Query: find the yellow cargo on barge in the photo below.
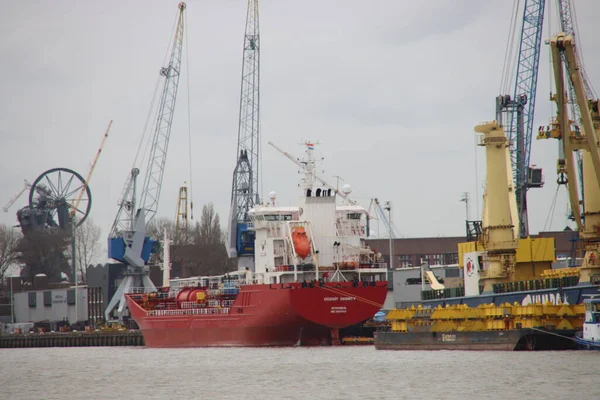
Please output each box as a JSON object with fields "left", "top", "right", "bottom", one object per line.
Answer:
{"left": 375, "top": 303, "right": 584, "bottom": 351}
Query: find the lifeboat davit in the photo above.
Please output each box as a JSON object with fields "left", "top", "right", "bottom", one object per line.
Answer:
{"left": 292, "top": 227, "right": 311, "bottom": 259}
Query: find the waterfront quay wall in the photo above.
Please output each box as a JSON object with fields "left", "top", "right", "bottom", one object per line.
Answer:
{"left": 0, "top": 331, "right": 144, "bottom": 348}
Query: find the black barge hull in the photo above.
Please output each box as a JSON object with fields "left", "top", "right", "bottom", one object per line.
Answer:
{"left": 374, "top": 329, "right": 578, "bottom": 351}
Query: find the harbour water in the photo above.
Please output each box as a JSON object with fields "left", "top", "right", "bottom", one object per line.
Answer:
{"left": 1, "top": 347, "right": 599, "bottom": 399}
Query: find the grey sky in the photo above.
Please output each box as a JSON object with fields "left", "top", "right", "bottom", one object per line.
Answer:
{"left": 1, "top": 0, "right": 600, "bottom": 259}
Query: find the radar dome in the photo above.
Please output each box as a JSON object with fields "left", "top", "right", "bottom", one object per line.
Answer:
{"left": 341, "top": 184, "right": 352, "bottom": 195}
{"left": 269, "top": 191, "right": 276, "bottom": 200}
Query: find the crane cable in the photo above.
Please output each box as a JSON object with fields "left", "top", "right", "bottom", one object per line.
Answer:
{"left": 528, "top": 185, "right": 560, "bottom": 264}
{"left": 542, "top": 185, "right": 561, "bottom": 233}
{"left": 571, "top": 0, "right": 596, "bottom": 98}
{"left": 132, "top": 12, "right": 181, "bottom": 176}
{"left": 184, "top": 9, "right": 194, "bottom": 221}
{"left": 499, "top": 0, "right": 521, "bottom": 95}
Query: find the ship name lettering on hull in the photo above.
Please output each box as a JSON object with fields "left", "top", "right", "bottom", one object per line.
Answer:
{"left": 442, "top": 334, "right": 456, "bottom": 342}
{"left": 330, "top": 306, "right": 347, "bottom": 314}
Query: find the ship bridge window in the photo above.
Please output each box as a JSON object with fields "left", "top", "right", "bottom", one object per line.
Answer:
{"left": 263, "top": 214, "right": 292, "bottom": 221}
{"left": 347, "top": 213, "right": 362, "bottom": 220}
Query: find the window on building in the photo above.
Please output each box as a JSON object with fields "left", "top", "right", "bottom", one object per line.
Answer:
{"left": 67, "top": 290, "right": 76, "bottom": 305}
{"left": 422, "top": 254, "right": 444, "bottom": 265}
{"left": 443, "top": 252, "right": 459, "bottom": 265}
{"left": 43, "top": 291, "right": 52, "bottom": 307}
{"left": 28, "top": 292, "right": 36, "bottom": 308}
{"left": 397, "top": 255, "right": 412, "bottom": 268}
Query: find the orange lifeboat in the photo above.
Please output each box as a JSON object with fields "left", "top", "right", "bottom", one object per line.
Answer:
{"left": 292, "top": 227, "right": 311, "bottom": 259}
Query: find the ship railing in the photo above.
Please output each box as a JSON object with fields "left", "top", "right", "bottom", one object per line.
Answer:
{"left": 129, "top": 287, "right": 150, "bottom": 294}
{"left": 147, "top": 307, "right": 231, "bottom": 317}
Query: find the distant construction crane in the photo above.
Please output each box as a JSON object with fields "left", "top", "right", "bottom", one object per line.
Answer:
{"left": 495, "top": 0, "right": 545, "bottom": 238}
{"left": 70, "top": 120, "right": 112, "bottom": 220}
{"left": 3, "top": 180, "right": 30, "bottom": 213}
{"left": 227, "top": 0, "right": 261, "bottom": 271}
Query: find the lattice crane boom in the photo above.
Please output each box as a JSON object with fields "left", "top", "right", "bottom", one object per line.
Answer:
{"left": 496, "top": 0, "right": 545, "bottom": 238}
{"left": 105, "top": 2, "right": 186, "bottom": 321}
{"left": 3, "top": 181, "right": 30, "bottom": 213}
{"left": 109, "top": 3, "right": 185, "bottom": 242}
{"left": 227, "top": 0, "right": 261, "bottom": 265}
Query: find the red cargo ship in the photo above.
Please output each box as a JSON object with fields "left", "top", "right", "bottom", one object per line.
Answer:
{"left": 126, "top": 279, "right": 387, "bottom": 347}
{"left": 126, "top": 141, "right": 388, "bottom": 346}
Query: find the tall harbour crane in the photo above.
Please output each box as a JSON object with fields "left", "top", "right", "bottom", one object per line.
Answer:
{"left": 227, "top": 0, "right": 261, "bottom": 271}
{"left": 495, "top": 0, "right": 545, "bottom": 238}
{"left": 105, "top": 2, "right": 186, "bottom": 320}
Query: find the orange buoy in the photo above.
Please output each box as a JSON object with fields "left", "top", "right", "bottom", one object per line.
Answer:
{"left": 292, "top": 227, "right": 311, "bottom": 259}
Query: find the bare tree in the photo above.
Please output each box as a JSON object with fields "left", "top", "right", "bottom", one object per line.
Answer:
{"left": 74, "top": 218, "right": 101, "bottom": 284}
{"left": 0, "top": 224, "right": 21, "bottom": 282}
{"left": 181, "top": 203, "right": 232, "bottom": 276}
{"left": 146, "top": 217, "right": 176, "bottom": 243}
{"left": 147, "top": 216, "right": 191, "bottom": 245}
{"left": 195, "top": 203, "right": 223, "bottom": 246}
{"left": 146, "top": 217, "right": 175, "bottom": 266}
{"left": 133, "top": 205, "right": 232, "bottom": 279}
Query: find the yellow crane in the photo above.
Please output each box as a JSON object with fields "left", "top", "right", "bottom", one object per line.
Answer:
{"left": 539, "top": 33, "right": 600, "bottom": 284}
{"left": 70, "top": 120, "right": 112, "bottom": 220}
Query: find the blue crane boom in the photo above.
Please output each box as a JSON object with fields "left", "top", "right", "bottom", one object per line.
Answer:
{"left": 227, "top": 0, "right": 261, "bottom": 270}
{"left": 496, "top": 0, "right": 545, "bottom": 238}
{"left": 105, "top": 2, "right": 186, "bottom": 320}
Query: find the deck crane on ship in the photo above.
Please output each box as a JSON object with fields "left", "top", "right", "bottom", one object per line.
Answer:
{"left": 227, "top": 0, "right": 261, "bottom": 272}
{"left": 104, "top": 3, "right": 186, "bottom": 321}
{"left": 547, "top": 0, "right": 597, "bottom": 259}
{"left": 539, "top": 32, "right": 600, "bottom": 285}
{"left": 461, "top": 1, "right": 557, "bottom": 294}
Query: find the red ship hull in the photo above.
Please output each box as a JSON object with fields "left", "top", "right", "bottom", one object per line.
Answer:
{"left": 126, "top": 281, "right": 387, "bottom": 347}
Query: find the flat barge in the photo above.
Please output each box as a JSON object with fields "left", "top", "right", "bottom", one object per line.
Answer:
{"left": 374, "top": 329, "right": 578, "bottom": 351}
{"left": 375, "top": 302, "right": 584, "bottom": 351}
